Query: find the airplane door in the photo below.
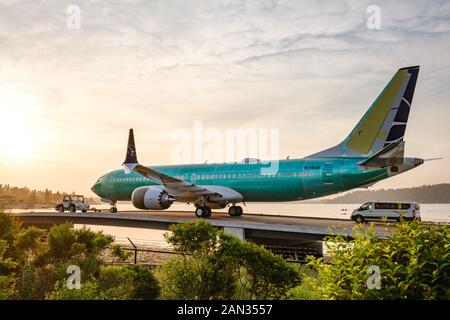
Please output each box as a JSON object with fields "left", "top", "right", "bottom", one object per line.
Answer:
{"left": 322, "top": 161, "right": 334, "bottom": 185}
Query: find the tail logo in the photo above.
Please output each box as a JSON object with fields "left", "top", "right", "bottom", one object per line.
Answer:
{"left": 128, "top": 146, "right": 136, "bottom": 157}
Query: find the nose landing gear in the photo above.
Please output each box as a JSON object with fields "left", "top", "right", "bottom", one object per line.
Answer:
{"left": 110, "top": 201, "right": 118, "bottom": 213}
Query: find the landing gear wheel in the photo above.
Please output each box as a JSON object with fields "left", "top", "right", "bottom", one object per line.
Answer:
{"left": 110, "top": 206, "right": 117, "bottom": 213}
{"left": 228, "top": 205, "right": 243, "bottom": 217}
{"left": 205, "top": 206, "right": 212, "bottom": 218}
{"left": 195, "top": 206, "right": 206, "bottom": 218}
{"left": 69, "top": 205, "right": 76, "bottom": 213}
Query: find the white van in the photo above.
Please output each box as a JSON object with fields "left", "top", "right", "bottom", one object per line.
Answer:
{"left": 351, "top": 202, "right": 421, "bottom": 223}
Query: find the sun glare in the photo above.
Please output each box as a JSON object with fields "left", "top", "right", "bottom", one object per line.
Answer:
{"left": 0, "top": 89, "right": 41, "bottom": 162}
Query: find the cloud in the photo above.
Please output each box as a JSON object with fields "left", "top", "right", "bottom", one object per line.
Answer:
{"left": 0, "top": 0, "right": 449, "bottom": 193}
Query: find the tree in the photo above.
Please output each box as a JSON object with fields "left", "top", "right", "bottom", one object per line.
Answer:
{"left": 26, "top": 190, "right": 37, "bottom": 209}
{"left": 44, "top": 189, "right": 52, "bottom": 204}
{"left": 158, "top": 220, "right": 300, "bottom": 300}
{"left": 218, "top": 233, "right": 300, "bottom": 299}
{"left": 0, "top": 211, "right": 161, "bottom": 300}
{"left": 0, "top": 211, "right": 21, "bottom": 249}
{"left": 0, "top": 240, "right": 17, "bottom": 299}
{"left": 12, "top": 222, "right": 120, "bottom": 299}
{"left": 294, "top": 221, "right": 450, "bottom": 300}
{"left": 128, "top": 265, "right": 160, "bottom": 300}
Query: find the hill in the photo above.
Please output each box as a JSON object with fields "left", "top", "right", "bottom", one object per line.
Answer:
{"left": 323, "top": 184, "right": 450, "bottom": 204}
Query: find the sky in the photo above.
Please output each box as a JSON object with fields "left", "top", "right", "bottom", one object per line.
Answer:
{"left": 0, "top": 0, "right": 449, "bottom": 197}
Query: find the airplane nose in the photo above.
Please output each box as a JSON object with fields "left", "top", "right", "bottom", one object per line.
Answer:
{"left": 91, "top": 182, "right": 100, "bottom": 195}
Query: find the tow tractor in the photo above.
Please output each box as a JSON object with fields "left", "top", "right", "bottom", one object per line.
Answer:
{"left": 55, "top": 194, "right": 90, "bottom": 213}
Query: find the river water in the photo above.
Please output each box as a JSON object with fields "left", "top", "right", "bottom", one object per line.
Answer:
{"left": 66, "top": 202, "right": 450, "bottom": 246}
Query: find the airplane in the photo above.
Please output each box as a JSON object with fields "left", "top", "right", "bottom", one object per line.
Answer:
{"left": 91, "top": 65, "right": 425, "bottom": 218}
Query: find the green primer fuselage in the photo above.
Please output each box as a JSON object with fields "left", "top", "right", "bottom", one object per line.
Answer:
{"left": 93, "top": 157, "right": 388, "bottom": 202}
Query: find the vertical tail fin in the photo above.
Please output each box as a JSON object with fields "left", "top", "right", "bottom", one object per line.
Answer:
{"left": 308, "top": 66, "right": 420, "bottom": 158}
{"left": 123, "top": 129, "right": 138, "bottom": 173}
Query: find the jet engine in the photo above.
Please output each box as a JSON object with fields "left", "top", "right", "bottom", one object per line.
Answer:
{"left": 131, "top": 186, "right": 175, "bottom": 210}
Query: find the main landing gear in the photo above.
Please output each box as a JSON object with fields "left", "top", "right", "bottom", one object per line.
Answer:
{"left": 195, "top": 206, "right": 211, "bottom": 218}
{"left": 193, "top": 204, "right": 243, "bottom": 218}
{"left": 228, "top": 205, "right": 243, "bottom": 217}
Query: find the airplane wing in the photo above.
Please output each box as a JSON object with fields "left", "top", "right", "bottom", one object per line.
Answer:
{"left": 122, "top": 129, "right": 215, "bottom": 199}
{"left": 359, "top": 141, "right": 404, "bottom": 168}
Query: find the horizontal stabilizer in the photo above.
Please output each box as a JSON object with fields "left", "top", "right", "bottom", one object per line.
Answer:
{"left": 359, "top": 141, "right": 404, "bottom": 168}
{"left": 423, "top": 157, "right": 444, "bottom": 162}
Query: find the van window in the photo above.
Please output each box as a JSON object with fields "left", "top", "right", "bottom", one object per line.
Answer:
{"left": 358, "top": 202, "right": 371, "bottom": 211}
{"left": 400, "top": 203, "right": 411, "bottom": 209}
{"left": 375, "top": 203, "right": 398, "bottom": 210}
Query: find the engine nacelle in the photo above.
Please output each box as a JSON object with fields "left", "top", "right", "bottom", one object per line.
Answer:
{"left": 131, "top": 186, "right": 174, "bottom": 210}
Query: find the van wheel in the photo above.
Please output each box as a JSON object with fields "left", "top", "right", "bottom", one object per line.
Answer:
{"left": 69, "top": 205, "right": 76, "bottom": 213}
{"left": 355, "top": 215, "right": 364, "bottom": 223}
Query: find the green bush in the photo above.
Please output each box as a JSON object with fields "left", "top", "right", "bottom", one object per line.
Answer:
{"left": 218, "top": 232, "right": 300, "bottom": 299}
{"left": 46, "top": 224, "right": 77, "bottom": 262}
{"left": 111, "top": 244, "right": 133, "bottom": 262}
{"left": 157, "top": 254, "right": 237, "bottom": 300}
{"left": 286, "top": 266, "right": 322, "bottom": 300}
{"left": 0, "top": 211, "right": 161, "bottom": 300}
{"left": 97, "top": 265, "right": 133, "bottom": 299}
{"left": 158, "top": 220, "right": 300, "bottom": 300}
{"left": 47, "top": 265, "right": 161, "bottom": 300}
{"left": 0, "top": 211, "right": 21, "bottom": 255}
{"left": 127, "top": 265, "right": 160, "bottom": 299}
{"left": 0, "top": 239, "right": 17, "bottom": 299}
{"left": 165, "top": 220, "right": 218, "bottom": 255}
{"left": 298, "top": 221, "right": 450, "bottom": 300}
{"left": 14, "top": 226, "right": 44, "bottom": 257}
{"left": 47, "top": 281, "right": 105, "bottom": 300}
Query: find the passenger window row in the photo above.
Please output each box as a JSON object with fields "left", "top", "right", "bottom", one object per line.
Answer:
{"left": 110, "top": 171, "right": 313, "bottom": 183}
